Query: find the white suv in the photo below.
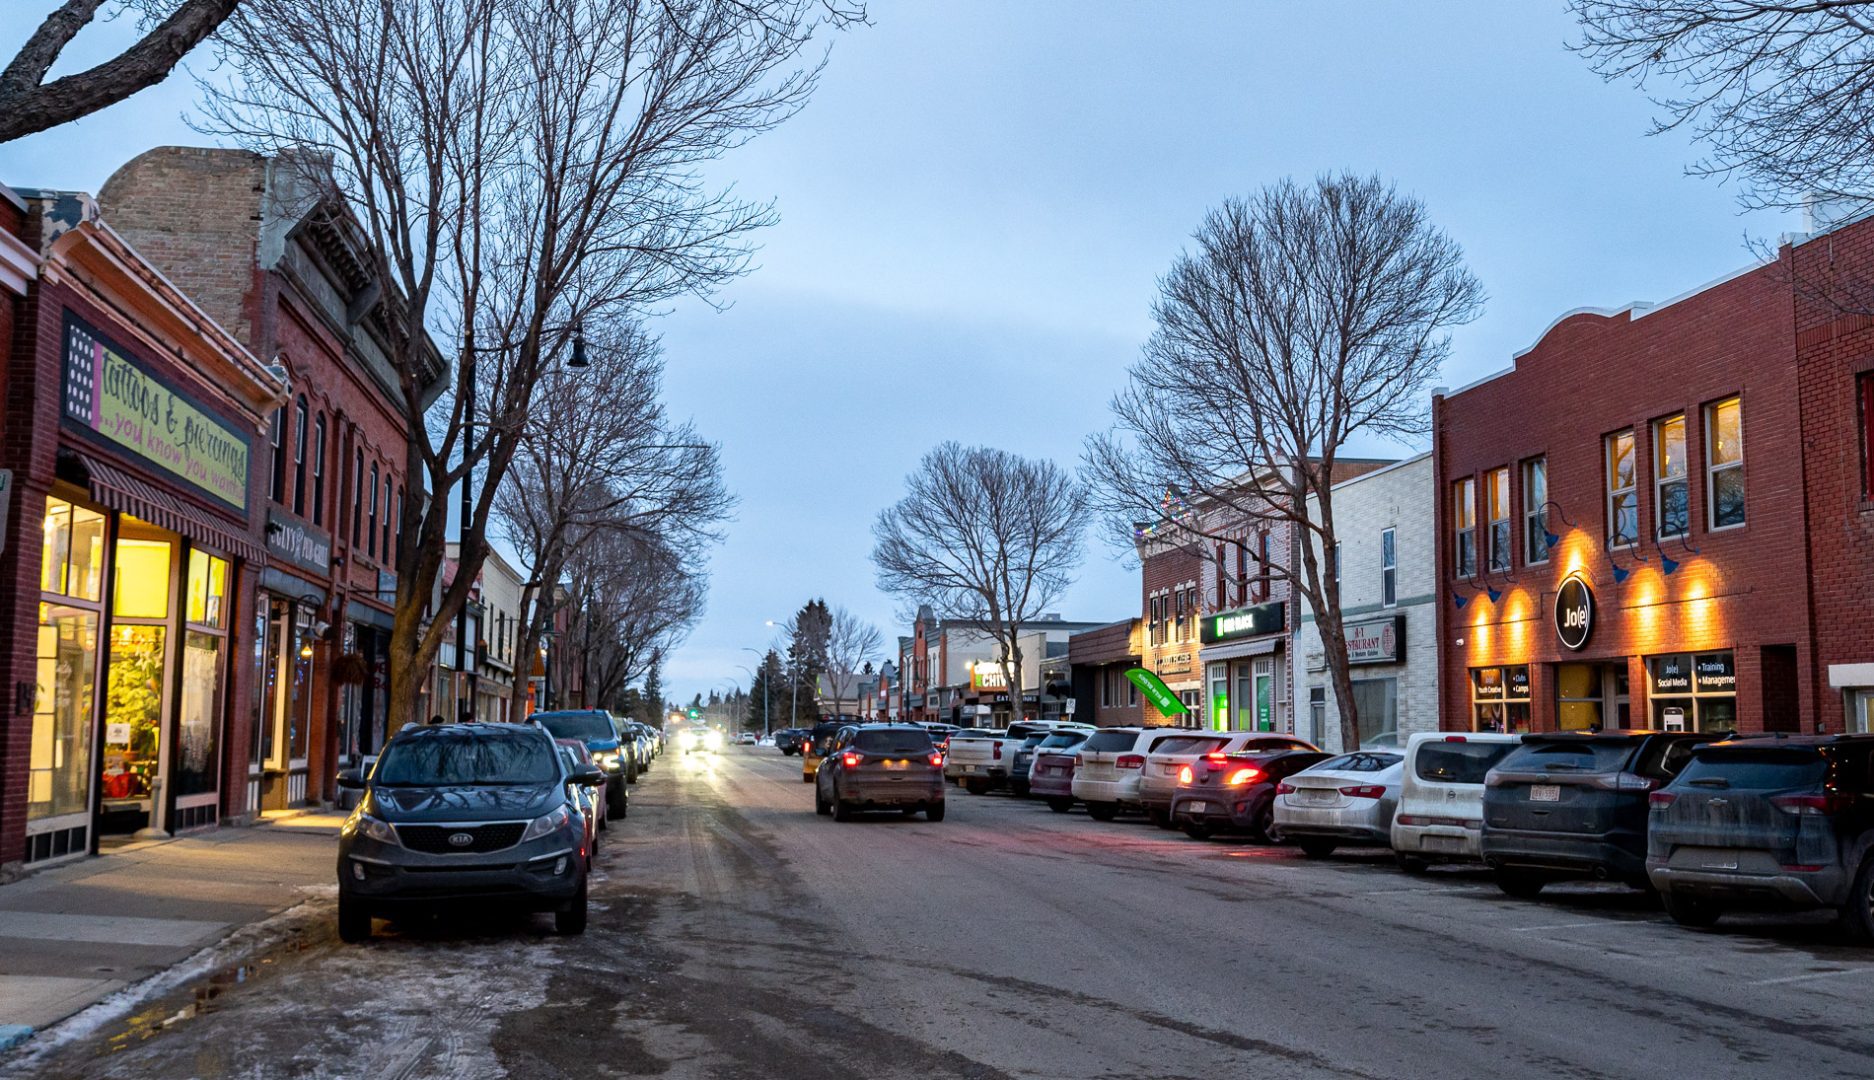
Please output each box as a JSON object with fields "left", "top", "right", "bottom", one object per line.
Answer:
{"left": 1389, "top": 731, "right": 1521, "bottom": 873}
{"left": 1138, "top": 731, "right": 1318, "bottom": 827}
{"left": 1071, "top": 727, "right": 1194, "bottom": 821}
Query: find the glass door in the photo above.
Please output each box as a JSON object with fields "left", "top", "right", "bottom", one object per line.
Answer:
{"left": 1252, "top": 658, "right": 1274, "bottom": 732}
{"left": 100, "top": 522, "right": 176, "bottom": 837}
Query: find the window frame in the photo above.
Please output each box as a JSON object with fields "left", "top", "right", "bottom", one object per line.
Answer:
{"left": 1522, "top": 456, "right": 1549, "bottom": 565}
{"left": 1605, "top": 429, "right": 1638, "bottom": 550}
{"left": 352, "top": 449, "right": 364, "bottom": 547}
{"left": 1380, "top": 527, "right": 1397, "bottom": 608}
{"left": 1452, "top": 476, "right": 1477, "bottom": 578}
{"left": 1485, "top": 465, "right": 1511, "bottom": 572}
{"left": 367, "top": 462, "right": 380, "bottom": 559}
{"left": 1704, "top": 396, "right": 1746, "bottom": 531}
{"left": 311, "top": 413, "right": 327, "bottom": 526}
{"left": 1654, "top": 413, "right": 1688, "bottom": 540}
{"left": 1862, "top": 373, "right": 1874, "bottom": 500}
{"left": 269, "top": 408, "right": 287, "bottom": 504}
{"left": 291, "top": 396, "right": 308, "bottom": 516}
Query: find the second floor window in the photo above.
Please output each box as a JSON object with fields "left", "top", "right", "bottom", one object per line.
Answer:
{"left": 1381, "top": 527, "right": 1396, "bottom": 607}
{"left": 367, "top": 463, "right": 380, "bottom": 558}
{"left": 1655, "top": 414, "right": 1688, "bottom": 538}
{"left": 1706, "top": 396, "right": 1745, "bottom": 529}
{"left": 311, "top": 415, "right": 327, "bottom": 526}
{"left": 1329, "top": 542, "right": 1341, "bottom": 585}
{"left": 352, "top": 450, "right": 364, "bottom": 546}
{"left": 1862, "top": 374, "right": 1874, "bottom": 499}
{"left": 1235, "top": 543, "right": 1248, "bottom": 605}
{"left": 269, "top": 408, "right": 287, "bottom": 504}
{"left": 1256, "top": 530, "right": 1271, "bottom": 600}
{"left": 1523, "top": 456, "right": 1548, "bottom": 564}
{"left": 381, "top": 475, "right": 393, "bottom": 560}
{"left": 1486, "top": 466, "right": 1511, "bottom": 572}
{"left": 291, "top": 396, "right": 308, "bottom": 515}
{"left": 1452, "top": 476, "right": 1476, "bottom": 577}
{"left": 1606, "top": 429, "right": 1637, "bottom": 548}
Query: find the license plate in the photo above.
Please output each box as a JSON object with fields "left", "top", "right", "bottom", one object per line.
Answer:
{"left": 1303, "top": 790, "right": 1336, "bottom": 804}
{"left": 1701, "top": 856, "right": 1739, "bottom": 870}
{"left": 1530, "top": 785, "right": 1561, "bottom": 802}
{"left": 1188, "top": 801, "right": 1207, "bottom": 814}
{"left": 1425, "top": 836, "right": 1465, "bottom": 853}
{"left": 885, "top": 760, "right": 907, "bottom": 771}
{"left": 962, "top": 765, "right": 977, "bottom": 773}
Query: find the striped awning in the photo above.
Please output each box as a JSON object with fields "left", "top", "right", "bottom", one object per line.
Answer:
{"left": 71, "top": 452, "right": 266, "bottom": 563}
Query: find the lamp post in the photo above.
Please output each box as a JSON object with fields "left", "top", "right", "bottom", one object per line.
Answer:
{"left": 765, "top": 618, "right": 796, "bottom": 730}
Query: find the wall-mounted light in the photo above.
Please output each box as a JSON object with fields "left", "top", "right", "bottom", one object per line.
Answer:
{"left": 299, "top": 641, "right": 315, "bottom": 660}
{"left": 1610, "top": 544, "right": 1649, "bottom": 584}
{"left": 1537, "top": 501, "right": 1578, "bottom": 550}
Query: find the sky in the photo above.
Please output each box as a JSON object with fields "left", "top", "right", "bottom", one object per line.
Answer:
{"left": 0, "top": 1, "right": 1799, "bottom": 705}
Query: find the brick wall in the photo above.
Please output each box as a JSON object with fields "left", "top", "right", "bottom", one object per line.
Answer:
{"left": 1140, "top": 540, "right": 1207, "bottom": 723}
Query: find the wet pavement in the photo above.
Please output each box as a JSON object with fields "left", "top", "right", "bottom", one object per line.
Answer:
{"left": 5, "top": 747, "right": 1874, "bottom": 1078}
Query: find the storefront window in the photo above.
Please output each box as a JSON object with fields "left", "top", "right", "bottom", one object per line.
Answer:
{"left": 103, "top": 624, "right": 166, "bottom": 805}
{"left": 32, "top": 602, "right": 97, "bottom": 821}
{"left": 186, "top": 549, "right": 228, "bottom": 627}
{"left": 1471, "top": 665, "right": 1530, "bottom": 733}
{"left": 1647, "top": 651, "right": 1736, "bottom": 732}
{"left": 1208, "top": 664, "right": 1228, "bottom": 732}
{"left": 42, "top": 498, "right": 106, "bottom": 601}
{"left": 1350, "top": 678, "right": 1397, "bottom": 748}
{"left": 114, "top": 537, "right": 173, "bottom": 618}
{"left": 175, "top": 631, "right": 223, "bottom": 797}
{"left": 1606, "top": 429, "right": 1637, "bottom": 548}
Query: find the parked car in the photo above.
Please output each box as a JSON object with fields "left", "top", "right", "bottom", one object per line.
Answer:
{"left": 611, "top": 716, "right": 653, "bottom": 777}
{"left": 1272, "top": 750, "right": 1406, "bottom": 857}
{"left": 950, "top": 722, "right": 1088, "bottom": 795}
{"left": 555, "top": 740, "right": 604, "bottom": 866}
{"left": 1028, "top": 732, "right": 1094, "bottom": 812}
{"left": 922, "top": 723, "right": 960, "bottom": 752}
{"left": 534, "top": 709, "right": 633, "bottom": 814}
{"left": 1647, "top": 734, "right": 1874, "bottom": 936}
{"left": 775, "top": 728, "right": 809, "bottom": 755}
{"left": 1171, "top": 748, "right": 1331, "bottom": 840}
{"left": 1390, "top": 732, "right": 1522, "bottom": 873}
{"left": 814, "top": 724, "right": 947, "bottom": 821}
{"left": 1140, "top": 732, "right": 1318, "bottom": 827}
{"left": 1482, "top": 729, "right": 1716, "bottom": 897}
{"left": 801, "top": 720, "right": 849, "bottom": 783}
{"left": 1008, "top": 723, "right": 1094, "bottom": 797}
{"left": 335, "top": 722, "right": 599, "bottom": 941}
{"left": 942, "top": 729, "right": 1007, "bottom": 787}
{"left": 1071, "top": 727, "right": 1194, "bottom": 821}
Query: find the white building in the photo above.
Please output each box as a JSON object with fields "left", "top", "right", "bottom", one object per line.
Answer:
{"left": 1293, "top": 454, "right": 1438, "bottom": 752}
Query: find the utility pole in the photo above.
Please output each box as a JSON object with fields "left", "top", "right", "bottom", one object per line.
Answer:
{"left": 456, "top": 337, "right": 475, "bottom": 723}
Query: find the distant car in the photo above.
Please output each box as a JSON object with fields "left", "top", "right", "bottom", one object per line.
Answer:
{"left": 1390, "top": 732, "right": 1521, "bottom": 873}
{"left": 942, "top": 729, "right": 1006, "bottom": 786}
{"left": 533, "top": 709, "right": 632, "bottom": 815}
{"left": 1273, "top": 750, "right": 1406, "bottom": 857}
{"left": 336, "top": 722, "right": 599, "bottom": 941}
{"left": 1482, "top": 729, "right": 1716, "bottom": 897}
{"left": 733, "top": 731, "right": 758, "bottom": 745}
{"left": 1027, "top": 732, "right": 1093, "bottom": 813}
{"left": 555, "top": 740, "right": 604, "bottom": 865}
{"left": 1171, "top": 749, "right": 1331, "bottom": 840}
{"left": 775, "top": 728, "right": 811, "bottom": 755}
{"left": 1140, "top": 732, "right": 1318, "bottom": 828}
{"left": 1071, "top": 727, "right": 1197, "bottom": 821}
{"left": 1648, "top": 735, "right": 1874, "bottom": 936}
{"left": 1008, "top": 723, "right": 1094, "bottom": 797}
{"left": 801, "top": 721, "right": 848, "bottom": 782}
{"left": 814, "top": 724, "right": 946, "bottom": 821}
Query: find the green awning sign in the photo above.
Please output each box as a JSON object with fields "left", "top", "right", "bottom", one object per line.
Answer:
{"left": 1125, "top": 667, "right": 1188, "bottom": 717}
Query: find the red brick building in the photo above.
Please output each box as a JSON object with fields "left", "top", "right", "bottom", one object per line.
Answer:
{"left": 1433, "top": 252, "right": 1813, "bottom": 735}
{"left": 1, "top": 184, "right": 287, "bottom": 873}
{"left": 98, "top": 148, "right": 446, "bottom": 811}
{"left": 1066, "top": 618, "right": 1142, "bottom": 727}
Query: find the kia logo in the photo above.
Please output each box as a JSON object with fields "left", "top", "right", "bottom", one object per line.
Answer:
{"left": 447, "top": 832, "right": 475, "bottom": 847}
{"left": 1554, "top": 574, "right": 1594, "bottom": 651}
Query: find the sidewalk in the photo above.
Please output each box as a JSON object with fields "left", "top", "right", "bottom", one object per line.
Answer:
{"left": 0, "top": 812, "right": 343, "bottom": 1050}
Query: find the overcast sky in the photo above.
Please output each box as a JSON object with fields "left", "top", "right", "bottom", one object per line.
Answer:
{"left": 1, "top": 2, "right": 1797, "bottom": 705}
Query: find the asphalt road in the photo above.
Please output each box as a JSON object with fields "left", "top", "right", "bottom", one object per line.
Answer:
{"left": 10, "top": 746, "right": 1874, "bottom": 1079}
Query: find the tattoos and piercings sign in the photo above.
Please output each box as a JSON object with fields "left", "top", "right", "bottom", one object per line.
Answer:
{"left": 61, "top": 313, "right": 251, "bottom": 511}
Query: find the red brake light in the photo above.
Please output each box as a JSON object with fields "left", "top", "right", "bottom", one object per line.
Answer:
{"left": 1276, "top": 781, "right": 1296, "bottom": 795}
{"left": 1226, "top": 767, "right": 1262, "bottom": 786}
{"left": 1203, "top": 752, "right": 1229, "bottom": 764}
{"left": 1648, "top": 791, "right": 1677, "bottom": 809}
{"left": 928, "top": 752, "right": 943, "bottom": 768}
{"left": 1177, "top": 765, "right": 1193, "bottom": 784}
{"left": 1338, "top": 784, "right": 1385, "bottom": 799}
{"left": 993, "top": 742, "right": 1003, "bottom": 760}
{"left": 1116, "top": 754, "right": 1145, "bottom": 770}
{"left": 1443, "top": 735, "right": 1468, "bottom": 742}
{"left": 1770, "top": 793, "right": 1847, "bottom": 816}
{"left": 841, "top": 751, "right": 861, "bottom": 768}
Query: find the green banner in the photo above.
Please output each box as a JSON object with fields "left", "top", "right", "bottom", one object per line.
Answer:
{"left": 1125, "top": 667, "right": 1187, "bottom": 717}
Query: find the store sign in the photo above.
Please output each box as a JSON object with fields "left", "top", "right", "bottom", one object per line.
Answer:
{"left": 970, "top": 663, "right": 1007, "bottom": 690}
{"left": 60, "top": 314, "right": 251, "bottom": 511}
{"left": 1345, "top": 615, "right": 1404, "bottom": 665}
{"left": 1648, "top": 654, "right": 1693, "bottom": 695}
{"left": 1125, "top": 667, "right": 1189, "bottom": 717}
{"left": 266, "top": 511, "right": 331, "bottom": 574}
{"left": 1203, "top": 601, "right": 1285, "bottom": 644}
{"left": 1695, "top": 652, "right": 1736, "bottom": 693}
{"left": 1554, "top": 574, "right": 1594, "bottom": 651}
{"left": 1157, "top": 651, "right": 1193, "bottom": 676}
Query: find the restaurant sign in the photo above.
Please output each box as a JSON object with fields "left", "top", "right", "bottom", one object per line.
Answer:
{"left": 61, "top": 313, "right": 250, "bottom": 511}
{"left": 1344, "top": 615, "right": 1404, "bottom": 665}
{"left": 266, "top": 510, "right": 332, "bottom": 574}
{"left": 1202, "top": 601, "right": 1286, "bottom": 644}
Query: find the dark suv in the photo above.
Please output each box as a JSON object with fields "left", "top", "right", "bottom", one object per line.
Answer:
{"left": 815, "top": 725, "right": 946, "bottom": 821}
{"left": 336, "top": 723, "right": 603, "bottom": 942}
{"left": 1482, "top": 730, "right": 1716, "bottom": 897}
{"left": 1648, "top": 735, "right": 1874, "bottom": 937}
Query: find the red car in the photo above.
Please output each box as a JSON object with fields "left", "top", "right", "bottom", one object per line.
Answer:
{"left": 555, "top": 738, "right": 606, "bottom": 866}
{"left": 1026, "top": 729, "right": 1094, "bottom": 812}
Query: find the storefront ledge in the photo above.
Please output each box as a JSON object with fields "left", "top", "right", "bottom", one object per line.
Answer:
{"left": 218, "top": 813, "right": 259, "bottom": 829}
{"left": 0, "top": 1025, "right": 32, "bottom": 1053}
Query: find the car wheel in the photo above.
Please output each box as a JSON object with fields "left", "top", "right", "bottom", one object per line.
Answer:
{"left": 815, "top": 787, "right": 832, "bottom": 816}
{"left": 1046, "top": 798, "right": 1073, "bottom": 814}
{"left": 833, "top": 798, "right": 853, "bottom": 822}
{"left": 590, "top": 833, "right": 601, "bottom": 861}
{"left": 1493, "top": 868, "right": 1548, "bottom": 899}
{"left": 1011, "top": 781, "right": 1030, "bottom": 798}
{"left": 926, "top": 801, "right": 946, "bottom": 822}
{"left": 625, "top": 764, "right": 640, "bottom": 785}
{"left": 607, "top": 785, "right": 628, "bottom": 817}
{"left": 1182, "top": 821, "right": 1213, "bottom": 841}
{"left": 1663, "top": 891, "right": 1723, "bottom": 929}
{"left": 555, "top": 882, "right": 589, "bottom": 936}
{"left": 1251, "top": 807, "right": 1278, "bottom": 844}
{"left": 1298, "top": 839, "right": 1338, "bottom": 859}
{"left": 1394, "top": 852, "right": 1430, "bottom": 875}
{"left": 1086, "top": 802, "right": 1118, "bottom": 822}
{"left": 1840, "top": 853, "right": 1874, "bottom": 943}
{"left": 964, "top": 779, "right": 989, "bottom": 796}
{"left": 337, "top": 896, "right": 373, "bottom": 944}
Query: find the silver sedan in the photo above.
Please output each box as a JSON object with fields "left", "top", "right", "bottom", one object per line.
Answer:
{"left": 1271, "top": 750, "right": 1405, "bottom": 859}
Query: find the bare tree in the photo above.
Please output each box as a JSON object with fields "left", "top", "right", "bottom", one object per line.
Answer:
{"left": 816, "top": 606, "right": 883, "bottom": 719}
{"left": 1084, "top": 174, "right": 1482, "bottom": 751}
{"left": 493, "top": 317, "right": 730, "bottom": 722}
{"left": 0, "top": 0, "right": 237, "bottom": 143}
{"left": 872, "top": 443, "right": 1086, "bottom": 715}
{"left": 201, "top": 0, "right": 848, "bottom": 730}
{"left": 565, "top": 529, "right": 706, "bottom": 711}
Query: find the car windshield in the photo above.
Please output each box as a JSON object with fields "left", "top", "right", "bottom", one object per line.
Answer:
{"left": 1154, "top": 736, "right": 1228, "bottom": 756}
{"left": 854, "top": 730, "right": 934, "bottom": 754}
{"left": 1037, "top": 731, "right": 1088, "bottom": 750}
{"left": 1500, "top": 739, "right": 1633, "bottom": 773}
{"left": 1678, "top": 747, "right": 1828, "bottom": 790}
{"left": 1083, "top": 730, "right": 1140, "bottom": 753}
{"left": 535, "top": 712, "right": 614, "bottom": 741}
{"left": 375, "top": 731, "right": 559, "bottom": 786}
{"left": 1415, "top": 740, "right": 1517, "bottom": 783}
{"left": 1311, "top": 752, "right": 1402, "bottom": 772}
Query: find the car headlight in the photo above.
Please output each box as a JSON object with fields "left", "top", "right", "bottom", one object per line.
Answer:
{"left": 703, "top": 731, "right": 724, "bottom": 751}
{"left": 595, "top": 751, "right": 621, "bottom": 771}
{"left": 342, "top": 811, "right": 398, "bottom": 845}
{"left": 521, "top": 805, "right": 574, "bottom": 843}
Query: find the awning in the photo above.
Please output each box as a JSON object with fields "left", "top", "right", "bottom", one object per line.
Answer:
{"left": 1199, "top": 636, "right": 1283, "bottom": 663}
{"left": 70, "top": 452, "right": 265, "bottom": 563}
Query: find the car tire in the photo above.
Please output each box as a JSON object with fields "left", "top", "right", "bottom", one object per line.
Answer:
{"left": 1493, "top": 868, "right": 1548, "bottom": 899}
{"left": 1046, "top": 798, "right": 1073, "bottom": 814}
{"left": 1840, "top": 854, "right": 1874, "bottom": 943}
{"left": 626, "top": 764, "right": 640, "bottom": 785}
{"left": 1251, "top": 807, "right": 1277, "bottom": 844}
{"left": 1394, "top": 853, "right": 1430, "bottom": 875}
{"left": 555, "top": 883, "right": 589, "bottom": 936}
{"left": 927, "top": 802, "right": 946, "bottom": 822}
{"left": 1298, "top": 839, "right": 1338, "bottom": 859}
{"left": 964, "top": 779, "right": 989, "bottom": 796}
{"left": 1086, "top": 802, "right": 1118, "bottom": 822}
{"left": 1182, "top": 822, "right": 1213, "bottom": 841}
{"left": 1011, "top": 781, "right": 1030, "bottom": 799}
{"left": 607, "top": 785, "right": 628, "bottom": 818}
{"left": 337, "top": 896, "right": 373, "bottom": 944}
{"left": 1663, "top": 891, "right": 1724, "bottom": 929}
{"left": 815, "top": 787, "right": 832, "bottom": 816}
{"left": 833, "top": 798, "right": 853, "bottom": 822}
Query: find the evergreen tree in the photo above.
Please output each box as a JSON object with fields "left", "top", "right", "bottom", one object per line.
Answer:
{"left": 638, "top": 656, "right": 665, "bottom": 726}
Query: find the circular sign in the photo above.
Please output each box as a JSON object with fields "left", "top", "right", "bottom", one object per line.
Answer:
{"left": 1554, "top": 574, "right": 1594, "bottom": 651}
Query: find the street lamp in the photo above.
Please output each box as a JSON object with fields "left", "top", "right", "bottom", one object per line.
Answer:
{"left": 765, "top": 618, "right": 799, "bottom": 730}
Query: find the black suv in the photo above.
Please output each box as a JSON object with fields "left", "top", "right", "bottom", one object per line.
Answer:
{"left": 336, "top": 723, "right": 604, "bottom": 942}
{"left": 1482, "top": 730, "right": 1716, "bottom": 897}
{"left": 1648, "top": 735, "right": 1874, "bottom": 937}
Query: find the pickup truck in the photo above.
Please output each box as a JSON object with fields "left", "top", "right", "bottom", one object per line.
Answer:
{"left": 947, "top": 721, "right": 1088, "bottom": 795}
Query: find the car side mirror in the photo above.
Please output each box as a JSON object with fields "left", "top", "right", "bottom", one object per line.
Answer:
{"left": 573, "top": 765, "right": 605, "bottom": 787}
{"left": 337, "top": 770, "right": 366, "bottom": 790}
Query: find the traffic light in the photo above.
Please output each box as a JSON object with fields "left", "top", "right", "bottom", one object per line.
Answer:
{"left": 686, "top": 707, "right": 701, "bottom": 720}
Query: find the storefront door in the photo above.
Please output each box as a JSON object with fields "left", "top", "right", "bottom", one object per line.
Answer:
{"left": 1555, "top": 661, "right": 1630, "bottom": 732}
{"left": 28, "top": 495, "right": 107, "bottom": 862}
{"left": 1252, "top": 658, "right": 1274, "bottom": 732}
{"left": 261, "top": 597, "right": 314, "bottom": 809}
{"left": 98, "top": 518, "right": 178, "bottom": 838}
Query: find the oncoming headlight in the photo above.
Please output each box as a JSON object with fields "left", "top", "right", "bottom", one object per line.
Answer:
{"left": 703, "top": 731, "right": 724, "bottom": 751}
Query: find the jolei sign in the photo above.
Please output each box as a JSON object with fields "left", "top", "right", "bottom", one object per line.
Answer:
{"left": 61, "top": 313, "right": 251, "bottom": 511}
{"left": 1554, "top": 574, "right": 1594, "bottom": 651}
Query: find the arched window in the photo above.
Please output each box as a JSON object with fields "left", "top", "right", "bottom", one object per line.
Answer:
{"left": 367, "top": 462, "right": 380, "bottom": 558}
{"left": 311, "top": 413, "right": 327, "bottom": 526}
{"left": 291, "top": 396, "right": 308, "bottom": 515}
{"left": 352, "top": 449, "right": 364, "bottom": 546}
{"left": 269, "top": 408, "right": 287, "bottom": 504}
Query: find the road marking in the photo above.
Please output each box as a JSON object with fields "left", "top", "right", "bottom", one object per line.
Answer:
{"left": 1752, "top": 968, "right": 1874, "bottom": 986}
{"left": 1511, "top": 921, "right": 1656, "bottom": 932}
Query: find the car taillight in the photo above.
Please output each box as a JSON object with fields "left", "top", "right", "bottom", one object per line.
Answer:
{"left": 841, "top": 751, "right": 862, "bottom": 768}
{"left": 993, "top": 743, "right": 1003, "bottom": 761}
{"left": 1770, "top": 793, "right": 1847, "bottom": 816}
{"left": 1227, "top": 767, "right": 1262, "bottom": 786}
{"left": 1276, "top": 781, "right": 1296, "bottom": 795}
{"left": 1178, "top": 765, "right": 1193, "bottom": 784}
{"left": 1074, "top": 754, "right": 1084, "bottom": 767}
{"left": 1203, "top": 752, "right": 1229, "bottom": 764}
{"left": 1116, "top": 754, "right": 1145, "bottom": 770}
{"left": 928, "top": 752, "right": 944, "bottom": 768}
{"left": 1339, "top": 785, "right": 1385, "bottom": 799}
{"left": 1610, "top": 772, "right": 1657, "bottom": 792}
{"left": 1648, "top": 791, "right": 1677, "bottom": 809}
{"left": 1443, "top": 735, "right": 1468, "bottom": 742}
